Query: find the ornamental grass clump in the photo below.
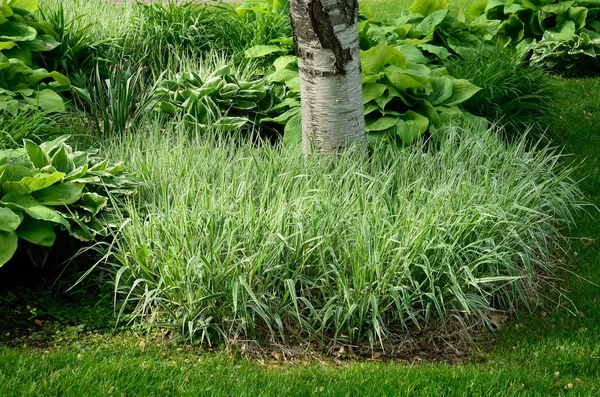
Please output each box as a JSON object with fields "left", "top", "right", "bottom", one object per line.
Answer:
{"left": 99, "top": 125, "right": 582, "bottom": 347}
{"left": 446, "top": 49, "right": 557, "bottom": 139}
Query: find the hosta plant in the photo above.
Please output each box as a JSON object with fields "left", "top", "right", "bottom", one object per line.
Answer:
{"left": 254, "top": 44, "right": 486, "bottom": 146}
{"left": 357, "top": 0, "right": 501, "bottom": 61}
{"left": 0, "top": 0, "right": 71, "bottom": 114}
{"left": 467, "top": 0, "right": 600, "bottom": 45}
{"left": 0, "top": 135, "right": 138, "bottom": 267}
{"left": 152, "top": 65, "right": 281, "bottom": 132}
{"left": 529, "top": 30, "right": 600, "bottom": 73}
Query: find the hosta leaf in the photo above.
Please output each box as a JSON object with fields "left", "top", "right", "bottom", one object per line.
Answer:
{"left": 267, "top": 69, "right": 298, "bottom": 83}
{"left": 79, "top": 192, "right": 108, "bottom": 216}
{"left": 283, "top": 112, "right": 302, "bottom": 148}
{"left": 0, "top": 230, "right": 18, "bottom": 266}
{"left": 361, "top": 45, "right": 406, "bottom": 74}
{"left": 208, "top": 65, "right": 230, "bottom": 78}
{"left": 9, "top": 0, "right": 39, "bottom": 13}
{"left": 399, "top": 45, "right": 427, "bottom": 64}
{"left": 285, "top": 76, "right": 300, "bottom": 92}
{"left": 51, "top": 145, "right": 75, "bottom": 174}
{"left": 24, "top": 89, "right": 65, "bottom": 113}
{"left": 362, "top": 83, "right": 389, "bottom": 104}
{"left": 443, "top": 78, "right": 481, "bottom": 106}
{"left": 40, "top": 135, "right": 70, "bottom": 154}
{"left": 467, "top": 1, "right": 487, "bottom": 17}
{"left": 31, "top": 183, "right": 84, "bottom": 206}
{"left": 2, "top": 171, "right": 65, "bottom": 195}
{"left": 273, "top": 55, "right": 297, "bottom": 70}
{"left": 394, "top": 111, "right": 430, "bottom": 145}
{"left": 385, "top": 72, "right": 425, "bottom": 94}
{"left": 16, "top": 216, "right": 56, "bottom": 246}
{"left": 1, "top": 192, "right": 69, "bottom": 228}
{"left": 0, "top": 41, "right": 16, "bottom": 50}
{"left": 27, "top": 69, "right": 70, "bottom": 86}
{"left": 0, "top": 21, "right": 36, "bottom": 41}
{"left": 24, "top": 139, "right": 49, "bottom": 168}
{"left": 418, "top": 44, "right": 451, "bottom": 59}
{"left": 544, "top": 21, "right": 576, "bottom": 41}
{"left": 413, "top": 9, "right": 448, "bottom": 35}
{"left": 244, "top": 45, "right": 288, "bottom": 58}
{"left": 408, "top": 0, "right": 449, "bottom": 16}
{"left": 365, "top": 116, "right": 401, "bottom": 131}
{"left": 428, "top": 77, "right": 453, "bottom": 105}
{"left": 214, "top": 117, "right": 249, "bottom": 131}
{"left": 18, "top": 35, "right": 60, "bottom": 52}
{"left": 261, "top": 106, "right": 300, "bottom": 124}
{"left": 0, "top": 206, "right": 21, "bottom": 232}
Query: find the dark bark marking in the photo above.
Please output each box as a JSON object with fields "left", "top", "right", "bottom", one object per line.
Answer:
{"left": 306, "top": 0, "right": 357, "bottom": 75}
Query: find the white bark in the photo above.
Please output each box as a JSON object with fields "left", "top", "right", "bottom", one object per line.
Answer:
{"left": 289, "top": 0, "right": 366, "bottom": 155}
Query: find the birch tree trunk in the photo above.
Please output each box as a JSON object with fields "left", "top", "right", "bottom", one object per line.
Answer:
{"left": 289, "top": 0, "right": 366, "bottom": 155}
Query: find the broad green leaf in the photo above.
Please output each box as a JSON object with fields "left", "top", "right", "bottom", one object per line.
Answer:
{"left": 545, "top": 21, "right": 576, "bottom": 41}
{"left": 414, "top": 9, "right": 448, "bottom": 35}
{"left": 31, "top": 183, "right": 84, "bottom": 206}
{"left": 385, "top": 72, "right": 425, "bottom": 94}
{"left": 79, "top": 192, "right": 108, "bottom": 216}
{"left": 0, "top": 21, "right": 36, "bottom": 41}
{"left": 394, "top": 111, "right": 430, "bottom": 145}
{"left": 443, "top": 78, "right": 481, "bottom": 106}
{"left": 51, "top": 145, "right": 75, "bottom": 174}
{"left": 245, "top": 45, "right": 288, "bottom": 58}
{"left": 568, "top": 7, "right": 589, "bottom": 31}
{"left": 39, "top": 135, "right": 70, "bottom": 155}
{"left": 0, "top": 41, "right": 15, "bottom": 50}
{"left": 15, "top": 216, "right": 55, "bottom": 246}
{"left": 540, "top": 2, "right": 574, "bottom": 15}
{"left": 214, "top": 117, "right": 249, "bottom": 131}
{"left": 24, "top": 139, "right": 49, "bottom": 168}
{"left": 466, "top": 1, "right": 487, "bottom": 17}
{"left": 428, "top": 77, "right": 453, "bottom": 105}
{"left": 418, "top": 44, "right": 451, "bottom": 59}
{"left": 408, "top": 0, "right": 449, "bottom": 16}
{"left": 2, "top": 171, "right": 65, "bottom": 194}
{"left": 362, "top": 83, "right": 389, "bottom": 104}
{"left": 0, "top": 230, "right": 18, "bottom": 266}
{"left": 18, "top": 35, "right": 60, "bottom": 52}
{"left": 273, "top": 55, "right": 297, "bottom": 71}
{"left": 9, "top": 0, "right": 39, "bottom": 13}
{"left": 1, "top": 191, "right": 69, "bottom": 228}
{"left": 283, "top": 112, "right": 302, "bottom": 148}
{"left": 399, "top": 45, "right": 427, "bottom": 64}
{"left": 0, "top": 206, "right": 21, "bottom": 232}
{"left": 24, "top": 89, "right": 65, "bottom": 113}
{"left": 361, "top": 45, "right": 406, "bottom": 75}
{"left": 261, "top": 106, "right": 300, "bottom": 124}
{"left": 365, "top": 116, "right": 400, "bottom": 131}
{"left": 267, "top": 68, "right": 298, "bottom": 83}
{"left": 27, "top": 70, "right": 71, "bottom": 86}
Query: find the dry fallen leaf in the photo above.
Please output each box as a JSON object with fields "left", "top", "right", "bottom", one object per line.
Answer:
{"left": 489, "top": 313, "right": 507, "bottom": 329}
{"left": 139, "top": 340, "right": 146, "bottom": 351}
{"left": 565, "top": 383, "right": 573, "bottom": 389}
{"left": 34, "top": 319, "right": 43, "bottom": 327}
{"left": 270, "top": 351, "right": 282, "bottom": 361}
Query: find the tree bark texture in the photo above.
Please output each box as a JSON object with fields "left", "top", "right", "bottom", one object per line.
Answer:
{"left": 289, "top": 0, "right": 366, "bottom": 155}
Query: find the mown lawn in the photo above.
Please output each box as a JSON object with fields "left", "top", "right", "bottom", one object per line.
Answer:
{"left": 1, "top": 77, "right": 598, "bottom": 397}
